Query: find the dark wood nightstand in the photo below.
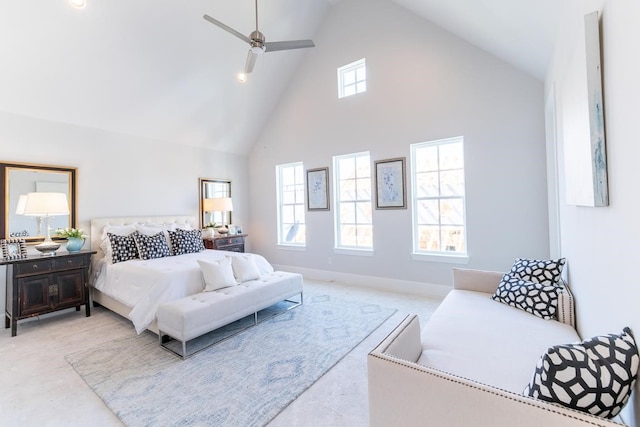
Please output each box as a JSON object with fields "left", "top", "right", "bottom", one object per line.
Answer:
{"left": 203, "top": 234, "right": 247, "bottom": 253}
{"left": 3, "top": 250, "right": 96, "bottom": 336}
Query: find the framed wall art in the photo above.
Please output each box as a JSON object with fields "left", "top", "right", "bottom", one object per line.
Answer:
{"left": 306, "top": 167, "right": 330, "bottom": 211}
{"left": 375, "top": 157, "right": 406, "bottom": 209}
{"left": 1, "top": 238, "right": 27, "bottom": 260}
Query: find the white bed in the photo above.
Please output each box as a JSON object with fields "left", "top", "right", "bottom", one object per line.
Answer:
{"left": 89, "top": 215, "right": 273, "bottom": 334}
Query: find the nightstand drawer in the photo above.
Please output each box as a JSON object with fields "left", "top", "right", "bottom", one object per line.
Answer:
{"left": 52, "top": 256, "right": 85, "bottom": 270}
{"left": 15, "top": 260, "right": 53, "bottom": 276}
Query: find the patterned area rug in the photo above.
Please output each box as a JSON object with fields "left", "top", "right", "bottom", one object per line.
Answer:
{"left": 65, "top": 292, "right": 396, "bottom": 427}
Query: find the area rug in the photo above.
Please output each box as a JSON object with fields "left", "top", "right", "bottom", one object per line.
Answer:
{"left": 65, "top": 292, "right": 396, "bottom": 427}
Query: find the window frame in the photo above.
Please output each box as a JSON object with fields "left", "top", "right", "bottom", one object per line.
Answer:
{"left": 333, "top": 151, "right": 374, "bottom": 253}
{"left": 410, "top": 136, "right": 469, "bottom": 263}
{"left": 276, "top": 162, "right": 306, "bottom": 248}
{"left": 337, "top": 58, "right": 367, "bottom": 99}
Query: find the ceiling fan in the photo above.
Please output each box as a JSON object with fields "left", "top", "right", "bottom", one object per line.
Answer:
{"left": 203, "top": 0, "right": 315, "bottom": 75}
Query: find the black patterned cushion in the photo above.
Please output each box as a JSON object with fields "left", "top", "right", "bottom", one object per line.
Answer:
{"left": 492, "top": 274, "right": 559, "bottom": 320}
{"left": 509, "top": 258, "right": 566, "bottom": 286}
{"left": 132, "top": 231, "right": 171, "bottom": 260}
{"left": 168, "top": 228, "right": 205, "bottom": 255}
{"left": 524, "top": 328, "right": 639, "bottom": 418}
{"left": 107, "top": 232, "right": 139, "bottom": 264}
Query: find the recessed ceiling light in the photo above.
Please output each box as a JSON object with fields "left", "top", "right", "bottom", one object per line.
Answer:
{"left": 237, "top": 73, "right": 247, "bottom": 83}
{"left": 70, "top": 0, "right": 86, "bottom": 9}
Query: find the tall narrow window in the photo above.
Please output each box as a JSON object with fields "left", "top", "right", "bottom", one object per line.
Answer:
{"left": 276, "top": 162, "right": 306, "bottom": 246}
{"left": 411, "top": 137, "right": 467, "bottom": 256}
{"left": 337, "top": 58, "right": 366, "bottom": 98}
{"left": 334, "top": 152, "right": 373, "bottom": 250}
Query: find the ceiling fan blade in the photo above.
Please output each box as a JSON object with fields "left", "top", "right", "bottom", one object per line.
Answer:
{"left": 264, "top": 40, "right": 315, "bottom": 53}
{"left": 244, "top": 51, "right": 258, "bottom": 74}
{"left": 203, "top": 14, "right": 251, "bottom": 45}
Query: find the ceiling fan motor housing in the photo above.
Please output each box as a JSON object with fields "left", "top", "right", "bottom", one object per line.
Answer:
{"left": 249, "top": 30, "right": 266, "bottom": 54}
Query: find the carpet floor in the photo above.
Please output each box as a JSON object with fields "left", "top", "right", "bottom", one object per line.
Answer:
{"left": 65, "top": 291, "right": 396, "bottom": 427}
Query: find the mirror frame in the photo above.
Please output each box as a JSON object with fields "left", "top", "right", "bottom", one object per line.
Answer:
{"left": 1, "top": 161, "right": 78, "bottom": 243}
{"left": 198, "top": 177, "right": 231, "bottom": 229}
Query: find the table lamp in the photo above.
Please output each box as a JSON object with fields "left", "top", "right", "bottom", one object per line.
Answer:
{"left": 22, "top": 192, "right": 70, "bottom": 255}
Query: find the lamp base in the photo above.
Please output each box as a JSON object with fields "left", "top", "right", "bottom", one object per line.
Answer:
{"left": 35, "top": 241, "right": 61, "bottom": 256}
{"left": 217, "top": 226, "right": 229, "bottom": 235}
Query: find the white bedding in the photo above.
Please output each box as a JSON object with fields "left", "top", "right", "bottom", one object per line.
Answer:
{"left": 93, "top": 250, "right": 275, "bottom": 333}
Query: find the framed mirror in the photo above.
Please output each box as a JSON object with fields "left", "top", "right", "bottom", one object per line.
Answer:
{"left": 1, "top": 162, "right": 77, "bottom": 243}
{"left": 199, "top": 178, "right": 231, "bottom": 228}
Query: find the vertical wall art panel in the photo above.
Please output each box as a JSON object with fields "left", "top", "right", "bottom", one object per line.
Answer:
{"left": 562, "top": 11, "right": 608, "bottom": 207}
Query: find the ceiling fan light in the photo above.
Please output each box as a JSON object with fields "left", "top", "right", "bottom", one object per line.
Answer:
{"left": 250, "top": 45, "right": 266, "bottom": 55}
{"left": 70, "top": 0, "right": 86, "bottom": 9}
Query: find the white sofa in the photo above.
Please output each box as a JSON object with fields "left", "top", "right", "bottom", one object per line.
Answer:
{"left": 368, "top": 268, "right": 625, "bottom": 427}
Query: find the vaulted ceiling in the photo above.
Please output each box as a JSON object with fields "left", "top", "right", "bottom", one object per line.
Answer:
{"left": 0, "top": 0, "right": 560, "bottom": 155}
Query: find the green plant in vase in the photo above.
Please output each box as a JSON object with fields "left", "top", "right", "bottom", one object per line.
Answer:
{"left": 54, "top": 227, "right": 88, "bottom": 252}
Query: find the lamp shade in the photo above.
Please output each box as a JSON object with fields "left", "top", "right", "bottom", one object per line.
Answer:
{"left": 204, "top": 197, "right": 233, "bottom": 212}
{"left": 22, "top": 192, "right": 70, "bottom": 216}
{"left": 15, "top": 194, "right": 27, "bottom": 215}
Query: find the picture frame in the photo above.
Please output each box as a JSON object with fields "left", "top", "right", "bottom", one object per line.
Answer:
{"left": 1, "top": 238, "right": 27, "bottom": 260}
{"left": 374, "top": 157, "right": 407, "bottom": 209}
{"left": 306, "top": 167, "right": 330, "bottom": 211}
{"left": 234, "top": 226, "right": 243, "bottom": 235}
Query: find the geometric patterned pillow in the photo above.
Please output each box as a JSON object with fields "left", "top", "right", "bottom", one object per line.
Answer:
{"left": 107, "top": 232, "right": 139, "bottom": 264}
{"left": 524, "top": 328, "right": 639, "bottom": 419}
{"left": 132, "top": 231, "right": 171, "bottom": 260}
{"left": 492, "top": 274, "right": 559, "bottom": 320}
{"left": 168, "top": 228, "right": 205, "bottom": 256}
{"left": 509, "top": 257, "right": 566, "bottom": 286}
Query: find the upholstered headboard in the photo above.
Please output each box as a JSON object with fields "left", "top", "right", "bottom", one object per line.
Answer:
{"left": 90, "top": 215, "right": 198, "bottom": 264}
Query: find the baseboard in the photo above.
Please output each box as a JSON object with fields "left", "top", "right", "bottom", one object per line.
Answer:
{"left": 271, "top": 264, "right": 451, "bottom": 300}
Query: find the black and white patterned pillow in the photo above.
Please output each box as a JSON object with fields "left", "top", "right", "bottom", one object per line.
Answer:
{"left": 132, "top": 231, "right": 171, "bottom": 260}
{"left": 107, "top": 232, "right": 139, "bottom": 264}
{"left": 524, "top": 328, "right": 639, "bottom": 419}
{"left": 509, "top": 258, "right": 566, "bottom": 286}
{"left": 492, "top": 274, "right": 559, "bottom": 320}
{"left": 168, "top": 228, "right": 205, "bottom": 255}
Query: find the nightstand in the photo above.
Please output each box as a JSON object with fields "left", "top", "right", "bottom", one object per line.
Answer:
{"left": 3, "top": 250, "right": 96, "bottom": 336}
{"left": 203, "top": 234, "right": 247, "bottom": 253}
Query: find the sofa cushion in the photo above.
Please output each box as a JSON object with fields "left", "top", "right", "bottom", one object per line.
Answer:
{"left": 509, "top": 258, "right": 566, "bottom": 286}
{"left": 492, "top": 274, "right": 559, "bottom": 320}
{"left": 524, "top": 327, "right": 639, "bottom": 419}
{"left": 418, "top": 290, "right": 579, "bottom": 394}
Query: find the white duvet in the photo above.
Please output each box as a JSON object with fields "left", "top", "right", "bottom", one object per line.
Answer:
{"left": 93, "top": 250, "right": 275, "bottom": 333}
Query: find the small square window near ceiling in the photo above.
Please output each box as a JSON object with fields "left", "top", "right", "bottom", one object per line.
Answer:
{"left": 337, "top": 58, "right": 366, "bottom": 99}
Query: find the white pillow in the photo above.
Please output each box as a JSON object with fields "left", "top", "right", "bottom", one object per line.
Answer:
{"left": 198, "top": 258, "right": 237, "bottom": 291}
{"left": 231, "top": 254, "right": 260, "bottom": 283}
{"left": 100, "top": 224, "right": 137, "bottom": 264}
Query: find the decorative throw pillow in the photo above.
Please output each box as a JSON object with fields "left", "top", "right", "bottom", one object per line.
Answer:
{"left": 107, "top": 232, "right": 139, "bottom": 264}
{"left": 198, "top": 258, "right": 237, "bottom": 291}
{"left": 524, "top": 328, "right": 639, "bottom": 419}
{"left": 101, "top": 224, "right": 137, "bottom": 263}
{"left": 132, "top": 231, "right": 171, "bottom": 260}
{"left": 509, "top": 257, "right": 566, "bottom": 286}
{"left": 168, "top": 228, "right": 205, "bottom": 255}
{"left": 231, "top": 254, "right": 260, "bottom": 283}
{"left": 492, "top": 274, "right": 559, "bottom": 320}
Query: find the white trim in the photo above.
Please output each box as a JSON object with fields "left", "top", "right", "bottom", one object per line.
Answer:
{"left": 272, "top": 264, "right": 451, "bottom": 300}
{"left": 411, "top": 252, "right": 469, "bottom": 264}
{"left": 333, "top": 248, "right": 374, "bottom": 256}
{"left": 277, "top": 244, "right": 306, "bottom": 252}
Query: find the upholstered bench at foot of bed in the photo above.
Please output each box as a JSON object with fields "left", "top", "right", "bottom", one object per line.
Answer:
{"left": 157, "top": 271, "right": 303, "bottom": 358}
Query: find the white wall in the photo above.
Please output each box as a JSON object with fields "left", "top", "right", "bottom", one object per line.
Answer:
{"left": 546, "top": 0, "right": 640, "bottom": 424}
{"left": 0, "top": 111, "right": 250, "bottom": 247}
{"left": 248, "top": 0, "right": 548, "bottom": 292}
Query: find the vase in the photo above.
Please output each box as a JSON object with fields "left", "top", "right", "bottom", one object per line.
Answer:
{"left": 66, "top": 237, "right": 85, "bottom": 252}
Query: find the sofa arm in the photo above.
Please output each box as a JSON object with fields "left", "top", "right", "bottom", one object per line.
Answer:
{"left": 367, "top": 315, "right": 623, "bottom": 427}
{"left": 452, "top": 268, "right": 503, "bottom": 293}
